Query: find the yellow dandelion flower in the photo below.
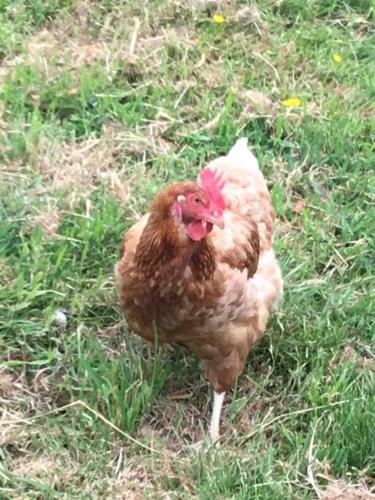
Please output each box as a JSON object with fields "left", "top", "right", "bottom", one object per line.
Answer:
{"left": 213, "top": 13, "right": 225, "bottom": 24}
{"left": 282, "top": 97, "right": 302, "bottom": 108}
{"left": 333, "top": 53, "right": 343, "bottom": 63}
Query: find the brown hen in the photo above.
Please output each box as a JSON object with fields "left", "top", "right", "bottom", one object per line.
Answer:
{"left": 115, "top": 138, "right": 283, "bottom": 441}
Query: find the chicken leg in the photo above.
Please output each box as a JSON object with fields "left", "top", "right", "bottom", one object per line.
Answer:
{"left": 209, "top": 391, "right": 225, "bottom": 442}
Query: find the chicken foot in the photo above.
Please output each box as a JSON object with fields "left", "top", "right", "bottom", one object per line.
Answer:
{"left": 209, "top": 391, "right": 225, "bottom": 442}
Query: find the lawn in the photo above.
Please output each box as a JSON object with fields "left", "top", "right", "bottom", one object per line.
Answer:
{"left": 0, "top": 0, "right": 374, "bottom": 498}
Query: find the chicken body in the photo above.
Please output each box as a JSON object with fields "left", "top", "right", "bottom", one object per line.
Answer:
{"left": 116, "top": 139, "right": 283, "bottom": 440}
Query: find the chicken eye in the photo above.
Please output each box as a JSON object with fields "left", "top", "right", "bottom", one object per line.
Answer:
{"left": 192, "top": 196, "right": 202, "bottom": 206}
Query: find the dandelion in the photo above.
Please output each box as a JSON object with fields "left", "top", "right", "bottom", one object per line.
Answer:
{"left": 282, "top": 97, "right": 302, "bottom": 108}
{"left": 333, "top": 53, "right": 343, "bottom": 63}
{"left": 213, "top": 13, "right": 225, "bottom": 24}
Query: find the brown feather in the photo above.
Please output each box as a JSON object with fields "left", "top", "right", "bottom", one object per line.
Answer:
{"left": 190, "top": 238, "right": 216, "bottom": 281}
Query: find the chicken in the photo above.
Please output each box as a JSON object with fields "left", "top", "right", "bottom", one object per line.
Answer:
{"left": 115, "top": 138, "right": 283, "bottom": 441}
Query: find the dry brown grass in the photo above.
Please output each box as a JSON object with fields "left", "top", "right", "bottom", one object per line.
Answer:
{"left": 105, "top": 462, "right": 151, "bottom": 500}
{"left": 0, "top": 0, "right": 199, "bottom": 91}
{"left": 11, "top": 454, "right": 59, "bottom": 480}
{"left": 239, "top": 89, "right": 279, "bottom": 118}
{"left": 19, "top": 111, "right": 176, "bottom": 210}
{"left": 29, "top": 121, "right": 139, "bottom": 203}
{"left": 321, "top": 481, "right": 375, "bottom": 500}
{"left": 31, "top": 201, "right": 61, "bottom": 239}
{"left": 0, "top": 367, "right": 16, "bottom": 398}
{"left": 0, "top": 258, "right": 14, "bottom": 288}
{"left": 329, "top": 345, "right": 375, "bottom": 373}
{"left": 0, "top": 367, "right": 55, "bottom": 446}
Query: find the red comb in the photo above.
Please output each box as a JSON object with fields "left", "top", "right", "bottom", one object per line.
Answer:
{"left": 198, "top": 167, "right": 226, "bottom": 211}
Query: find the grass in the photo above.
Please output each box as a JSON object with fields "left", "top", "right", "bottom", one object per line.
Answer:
{"left": 0, "top": 0, "right": 374, "bottom": 497}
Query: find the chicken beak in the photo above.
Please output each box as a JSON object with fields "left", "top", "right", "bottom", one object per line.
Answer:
{"left": 206, "top": 213, "right": 225, "bottom": 229}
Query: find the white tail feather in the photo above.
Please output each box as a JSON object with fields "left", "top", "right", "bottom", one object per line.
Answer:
{"left": 227, "top": 138, "right": 260, "bottom": 172}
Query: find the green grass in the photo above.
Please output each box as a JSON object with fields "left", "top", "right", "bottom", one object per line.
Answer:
{"left": 1, "top": 0, "right": 374, "bottom": 497}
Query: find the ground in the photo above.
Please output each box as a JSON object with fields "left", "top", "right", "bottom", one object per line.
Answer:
{"left": 0, "top": 0, "right": 374, "bottom": 498}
